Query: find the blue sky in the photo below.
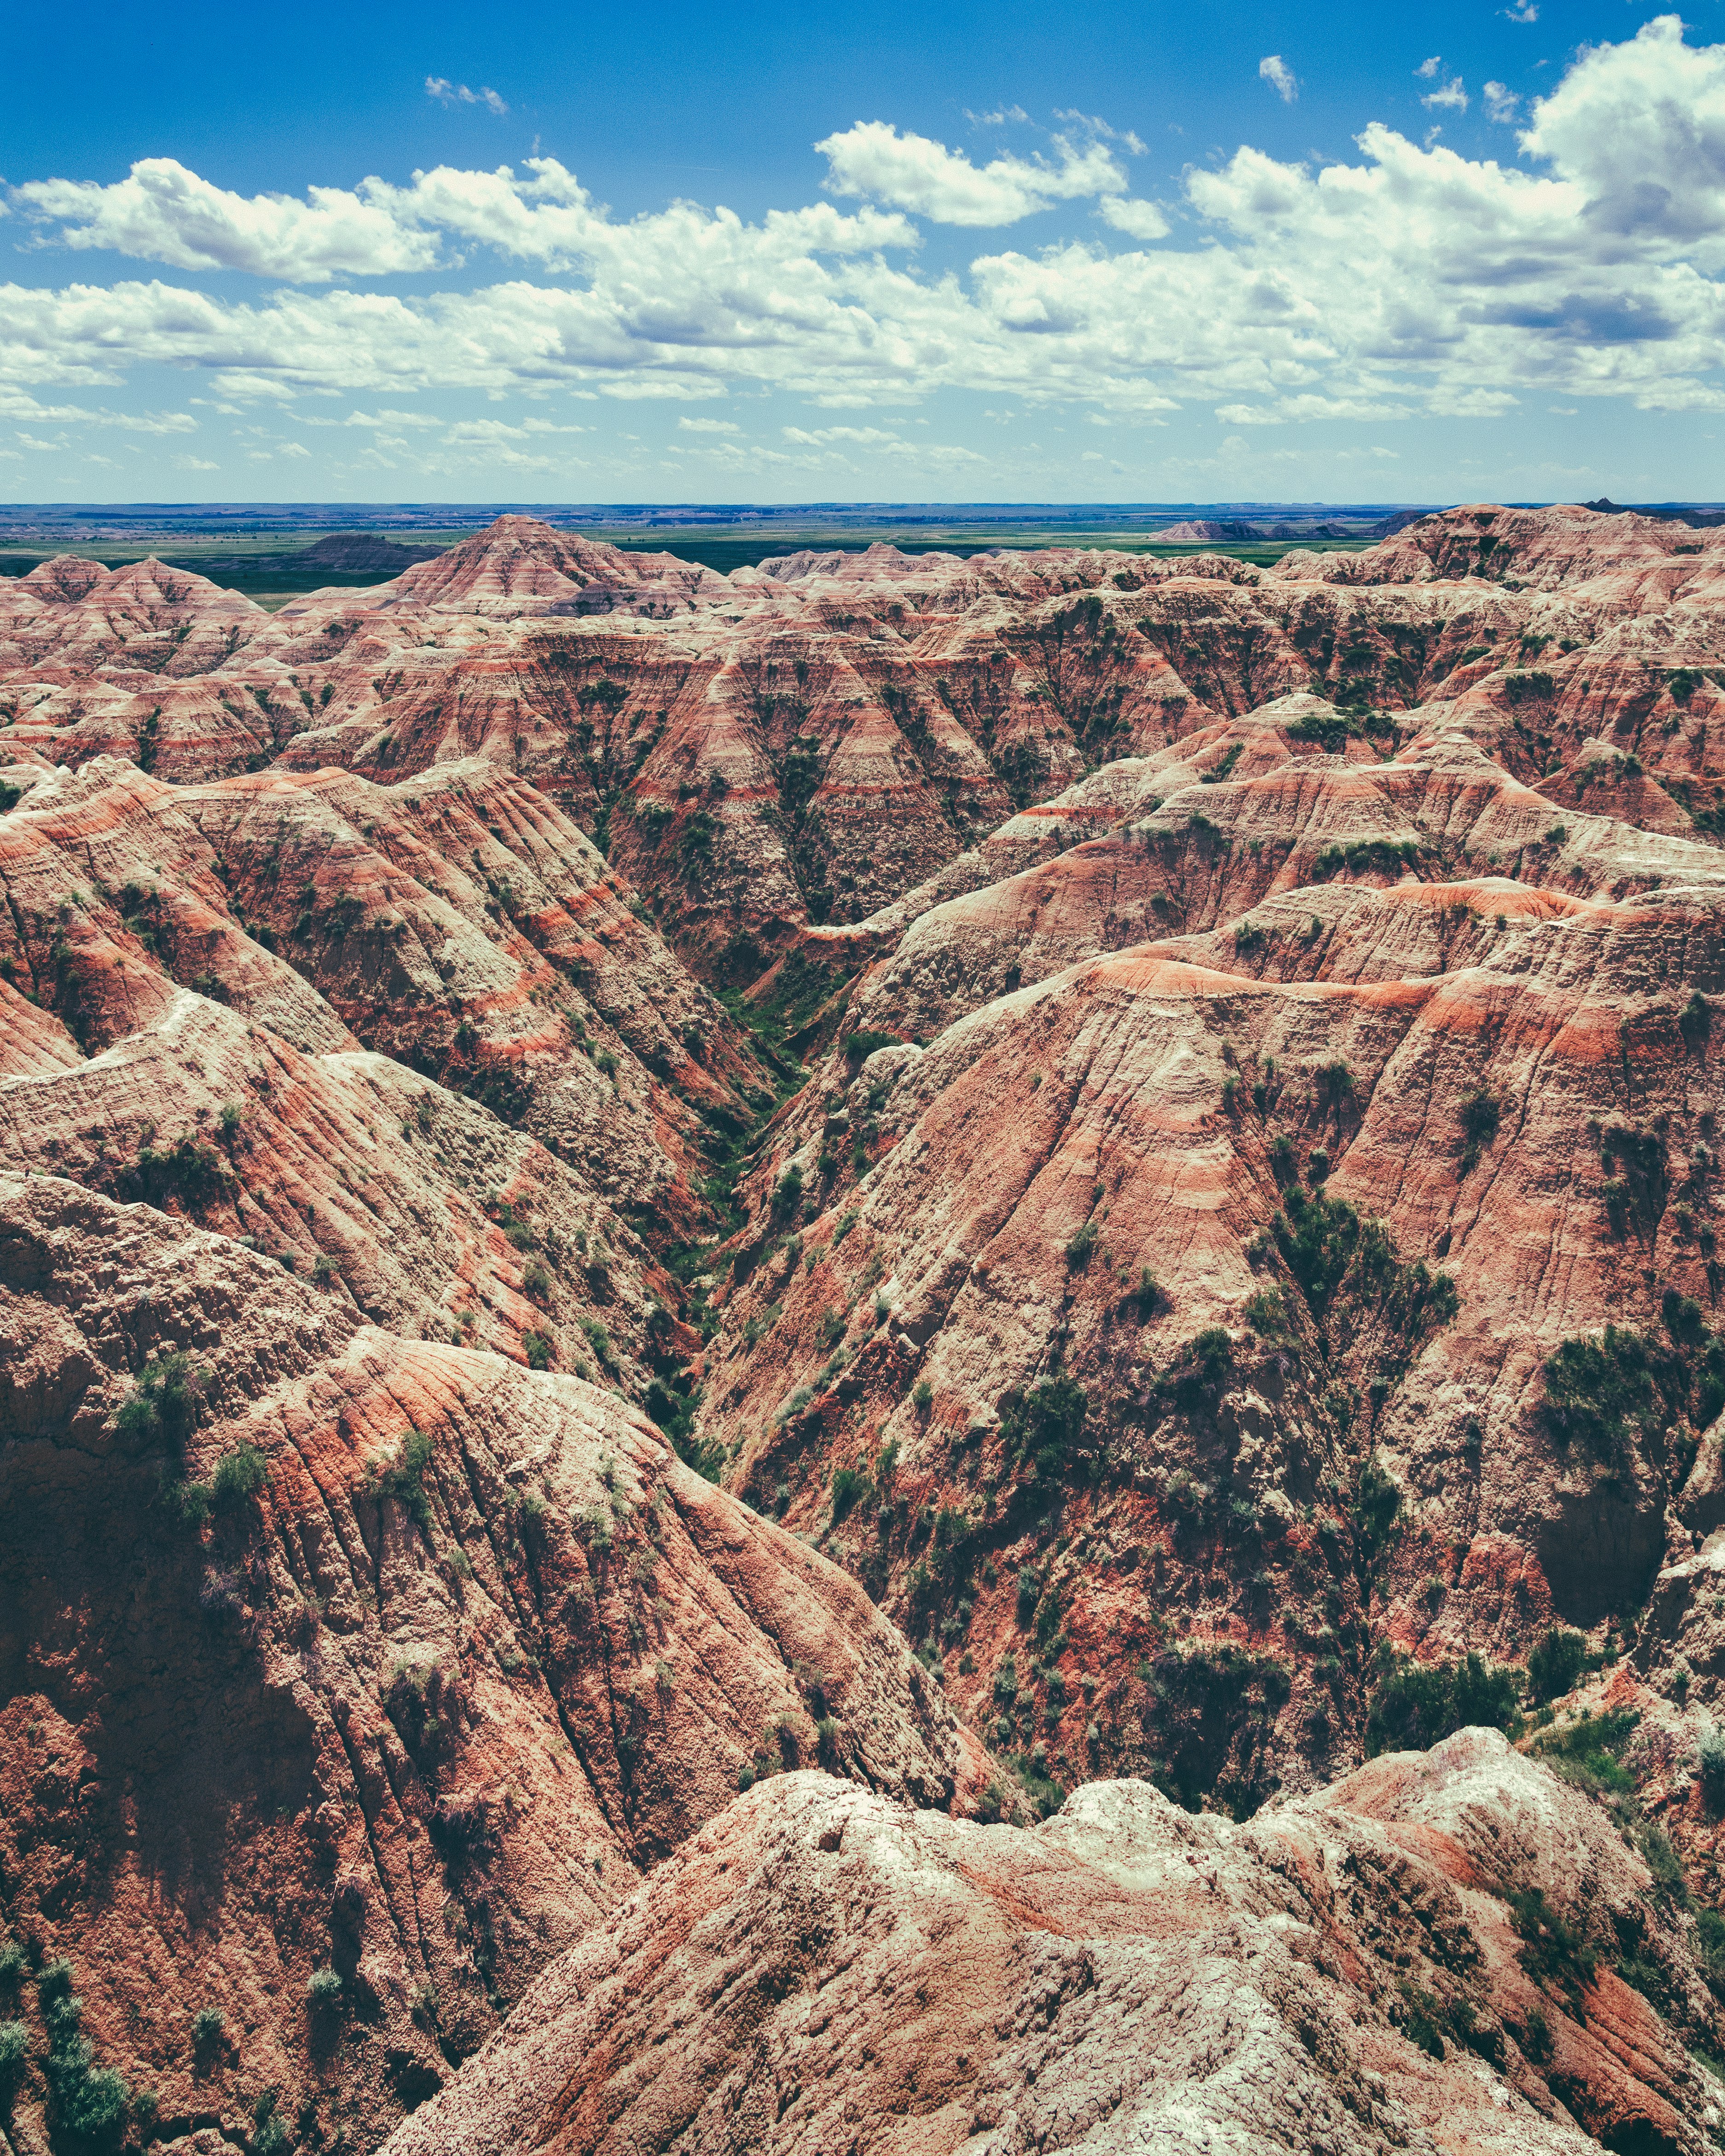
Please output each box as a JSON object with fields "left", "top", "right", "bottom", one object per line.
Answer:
{"left": 3, "top": 0, "right": 1722, "bottom": 506}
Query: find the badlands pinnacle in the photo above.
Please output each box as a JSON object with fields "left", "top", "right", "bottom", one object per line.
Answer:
{"left": 6, "top": 503, "right": 1725, "bottom": 2152}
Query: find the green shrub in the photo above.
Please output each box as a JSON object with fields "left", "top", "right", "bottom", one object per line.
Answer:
{"left": 843, "top": 1028, "right": 900, "bottom": 1066}
{"left": 1541, "top": 1326, "right": 1684, "bottom": 1461}
{"left": 771, "top": 1164, "right": 804, "bottom": 1221}
{"left": 360, "top": 1428, "right": 436, "bottom": 1534}
{"left": 192, "top": 2006, "right": 223, "bottom": 2046}
{"left": 521, "top": 1259, "right": 551, "bottom": 1299}
{"left": 1526, "top": 1627, "right": 1589, "bottom": 1705}
{"left": 114, "top": 1351, "right": 205, "bottom": 1449}
{"left": 522, "top": 1329, "right": 554, "bottom": 1371}
{"left": 1287, "top": 711, "right": 1356, "bottom": 752}
{"left": 47, "top": 2052, "right": 129, "bottom": 2143}
{"left": 1507, "top": 1885, "right": 1595, "bottom": 2006}
{"left": 1683, "top": 992, "right": 1711, "bottom": 1052}
{"left": 212, "top": 1443, "right": 267, "bottom": 1508}
{"left": 911, "top": 1378, "right": 933, "bottom": 1411}
{"left": 306, "top": 1967, "right": 342, "bottom": 2011}
{"left": 1457, "top": 1089, "right": 1501, "bottom": 1174}
{"left": 1529, "top": 1708, "right": 1639, "bottom": 1800}
{"left": 1365, "top": 1648, "right": 1521, "bottom": 1757}
{"left": 1008, "top": 1751, "right": 1065, "bottom": 1820}
{"left": 830, "top": 1464, "right": 870, "bottom": 1521}
{"left": 1352, "top": 1457, "right": 1402, "bottom": 1572}
{"left": 1064, "top": 1220, "right": 1097, "bottom": 1269}
{"left": 252, "top": 2089, "right": 292, "bottom": 2156}
{"left": 0, "top": 2021, "right": 26, "bottom": 2081}
{"left": 1699, "top": 1727, "right": 1725, "bottom": 1813}
{"left": 998, "top": 1376, "right": 1088, "bottom": 1480}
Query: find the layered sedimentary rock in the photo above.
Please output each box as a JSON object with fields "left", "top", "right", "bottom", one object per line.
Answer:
{"left": 0, "top": 1175, "right": 989, "bottom": 2154}
{"left": 10, "top": 500, "right": 1725, "bottom": 2155}
{"left": 6, "top": 504, "right": 1719, "bottom": 984}
{"left": 384, "top": 1733, "right": 1725, "bottom": 2156}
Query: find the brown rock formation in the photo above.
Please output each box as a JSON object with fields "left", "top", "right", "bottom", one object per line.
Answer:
{"left": 12, "top": 498, "right": 1725, "bottom": 2153}
{"left": 383, "top": 1732, "right": 1723, "bottom": 2155}
{"left": 0, "top": 1174, "right": 990, "bottom": 2153}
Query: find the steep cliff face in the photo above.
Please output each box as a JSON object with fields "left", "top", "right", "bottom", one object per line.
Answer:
{"left": 0, "top": 1176, "right": 992, "bottom": 2155}
{"left": 0, "top": 753, "right": 764, "bottom": 1241}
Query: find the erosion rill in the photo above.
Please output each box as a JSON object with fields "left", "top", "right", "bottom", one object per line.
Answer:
{"left": 6, "top": 503, "right": 1725, "bottom": 2151}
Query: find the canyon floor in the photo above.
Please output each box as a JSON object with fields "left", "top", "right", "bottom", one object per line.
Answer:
{"left": 6, "top": 503, "right": 1725, "bottom": 2153}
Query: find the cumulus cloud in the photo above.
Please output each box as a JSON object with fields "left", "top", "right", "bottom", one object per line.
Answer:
{"left": 816, "top": 121, "right": 1126, "bottom": 224}
{"left": 10, "top": 156, "right": 917, "bottom": 283}
{"left": 1259, "top": 57, "right": 1298, "bottom": 104}
{"left": 677, "top": 416, "right": 741, "bottom": 433}
{"left": 13, "top": 158, "right": 442, "bottom": 279}
{"left": 1518, "top": 15, "right": 1725, "bottom": 243}
{"left": 1420, "top": 75, "right": 1469, "bottom": 114}
{"left": 426, "top": 78, "right": 508, "bottom": 115}
{"left": 1098, "top": 197, "right": 1170, "bottom": 240}
{"left": 3, "top": 17, "right": 1724, "bottom": 429}
{"left": 1484, "top": 82, "right": 1520, "bottom": 125}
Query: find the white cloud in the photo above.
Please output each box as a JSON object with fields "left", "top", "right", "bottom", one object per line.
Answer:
{"left": 344, "top": 407, "right": 443, "bottom": 428}
{"left": 677, "top": 416, "right": 741, "bottom": 433}
{"left": 13, "top": 159, "right": 441, "bottom": 280}
{"left": 1504, "top": 1, "right": 1537, "bottom": 20}
{"left": 783, "top": 424, "right": 909, "bottom": 446}
{"left": 1518, "top": 14, "right": 1725, "bottom": 243}
{"left": 174, "top": 455, "right": 219, "bottom": 469}
{"left": 966, "top": 105, "right": 1029, "bottom": 126}
{"left": 426, "top": 78, "right": 508, "bottom": 116}
{"left": 1259, "top": 57, "right": 1298, "bottom": 105}
{"left": 1421, "top": 75, "right": 1469, "bottom": 114}
{"left": 278, "top": 441, "right": 310, "bottom": 457}
{"left": 779, "top": 422, "right": 982, "bottom": 466}
{"left": 1099, "top": 197, "right": 1170, "bottom": 240}
{"left": 1484, "top": 82, "right": 1520, "bottom": 125}
{"left": 0, "top": 388, "right": 194, "bottom": 433}
{"left": 4, "top": 18, "right": 1725, "bottom": 434}
{"left": 816, "top": 121, "right": 1127, "bottom": 225}
{"left": 1416, "top": 58, "right": 1442, "bottom": 80}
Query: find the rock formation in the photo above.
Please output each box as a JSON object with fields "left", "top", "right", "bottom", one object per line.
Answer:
{"left": 8, "top": 499, "right": 1725, "bottom": 2153}
{"left": 384, "top": 1734, "right": 1724, "bottom": 2156}
{"left": 0, "top": 1175, "right": 988, "bottom": 2153}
